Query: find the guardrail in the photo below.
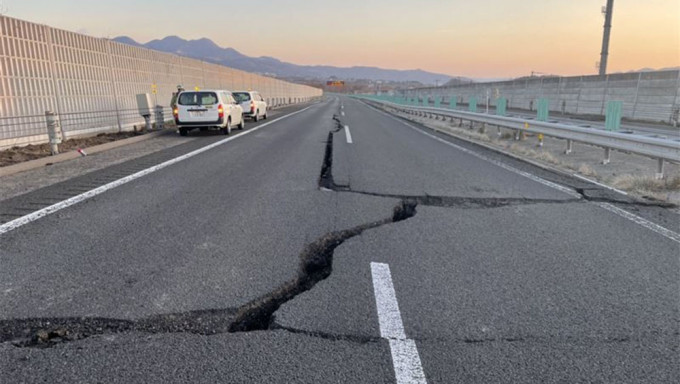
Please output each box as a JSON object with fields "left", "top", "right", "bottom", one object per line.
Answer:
{"left": 354, "top": 96, "right": 680, "bottom": 179}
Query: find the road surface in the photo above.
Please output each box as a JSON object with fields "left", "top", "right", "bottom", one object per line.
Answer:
{"left": 1, "top": 97, "right": 678, "bottom": 383}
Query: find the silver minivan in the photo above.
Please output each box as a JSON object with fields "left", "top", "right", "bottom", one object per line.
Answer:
{"left": 173, "top": 90, "right": 245, "bottom": 136}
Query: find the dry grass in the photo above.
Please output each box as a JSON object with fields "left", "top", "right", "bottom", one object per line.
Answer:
{"left": 533, "top": 151, "right": 560, "bottom": 165}
{"left": 610, "top": 174, "right": 680, "bottom": 192}
{"left": 577, "top": 164, "right": 597, "bottom": 177}
{"left": 426, "top": 121, "right": 492, "bottom": 143}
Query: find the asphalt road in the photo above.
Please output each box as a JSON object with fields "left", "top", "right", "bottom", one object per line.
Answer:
{"left": 1, "top": 96, "right": 678, "bottom": 383}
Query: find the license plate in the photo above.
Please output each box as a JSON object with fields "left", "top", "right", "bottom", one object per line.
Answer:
{"left": 190, "top": 111, "right": 205, "bottom": 117}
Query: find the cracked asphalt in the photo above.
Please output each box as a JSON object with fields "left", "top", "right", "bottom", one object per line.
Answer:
{"left": 1, "top": 96, "right": 678, "bottom": 383}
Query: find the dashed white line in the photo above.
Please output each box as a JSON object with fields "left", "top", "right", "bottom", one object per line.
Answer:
{"left": 0, "top": 106, "right": 315, "bottom": 236}
{"left": 344, "top": 125, "right": 353, "bottom": 144}
{"left": 371, "top": 262, "right": 428, "bottom": 384}
{"left": 365, "top": 103, "right": 680, "bottom": 244}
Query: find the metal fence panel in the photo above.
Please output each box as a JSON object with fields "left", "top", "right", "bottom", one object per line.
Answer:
{"left": 0, "top": 15, "right": 322, "bottom": 148}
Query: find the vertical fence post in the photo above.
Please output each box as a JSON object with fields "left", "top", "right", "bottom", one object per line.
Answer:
{"left": 631, "top": 71, "right": 642, "bottom": 121}
{"left": 575, "top": 76, "right": 583, "bottom": 115}
{"left": 672, "top": 70, "right": 680, "bottom": 127}
{"left": 600, "top": 74, "right": 610, "bottom": 116}
{"left": 105, "top": 40, "right": 122, "bottom": 132}
{"left": 44, "top": 25, "right": 66, "bottom": 140}
{"left": 45, "top": 111, "right": 61, "bottom": 155}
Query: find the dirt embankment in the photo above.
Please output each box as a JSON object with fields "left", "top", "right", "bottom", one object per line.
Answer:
{"left": 0, "top": 132, "right": 145, "bottom": 167}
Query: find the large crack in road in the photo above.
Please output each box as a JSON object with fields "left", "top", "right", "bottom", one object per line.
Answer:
{"left": 2, "top": 110, "right": 674, "bottom": 350}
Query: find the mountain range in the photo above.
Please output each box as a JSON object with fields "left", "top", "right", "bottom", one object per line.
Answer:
{"left": 112, "top": 36, "right": 455, "bottom": 85}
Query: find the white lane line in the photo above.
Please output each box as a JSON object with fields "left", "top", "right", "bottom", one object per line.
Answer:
{"left": 366, "top": 104, "right": 680, "bottom": 244}
{"left": 572, "top": 174, "right": 628, "bottom": 195}
{"left": 371, "top": 262, "right": 428, "bottom": 384}
{"left": 0, "top": 106, "right": 315, "bottom": 236}
{"left": 596, "top": 203, "right": 680, "bottom": 243}
{"left": 344, "top": 125, "right": 353, "bottom": 144}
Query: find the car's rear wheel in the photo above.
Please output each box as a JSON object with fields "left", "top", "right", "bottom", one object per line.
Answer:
{"left": 221, "top": 119, "right": 231, "bottom": 135}
{"left": 238, "top": 118, "right": 245, "bottom": 130}
{"left": 179, "top": 128, "right": 188, "bottom": 136}
{"left": 263, "top": 111, "right": 268, "bottom": 120}
{"left": 253, "top": 111, "right": 259, "bottom": 122}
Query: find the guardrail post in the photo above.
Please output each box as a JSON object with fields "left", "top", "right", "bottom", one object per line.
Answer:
{"left": 565, "top": 139, "right": 573, "bottom": 154}
{"left": 602, "top": 147, "right": 611, "bottom": 165}
{"left": 45, "top": 111, "right": 62, "bottom": 155}
{"left": 656, "top": 159, "right": 665, "bottom": 180}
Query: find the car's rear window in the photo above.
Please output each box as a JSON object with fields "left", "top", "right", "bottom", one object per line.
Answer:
{"left": 233, "top": 92, "right": 251, "bottom": 102}
{"left": 178, "top": 92, "right": 218, "bottom": 106}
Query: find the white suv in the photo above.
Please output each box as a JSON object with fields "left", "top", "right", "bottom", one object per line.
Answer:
{"left": 173, "top": 90, "right": 244, "bottom": 136}
{"left": 233, "top": 91, "right": 268, "bottom": 122}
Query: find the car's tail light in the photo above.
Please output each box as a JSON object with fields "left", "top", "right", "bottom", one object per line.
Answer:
{"left": 250, "top": 101, "right": 255, "bottom": 113}
{"left": 173, "top": 108, "right": 179, "bottom": 123}
{"left": 218, "top": 104, "right": 224, "bottom": 119}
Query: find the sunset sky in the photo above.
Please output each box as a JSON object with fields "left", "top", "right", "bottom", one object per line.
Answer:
{"left": 4, "top": 0, "right": 679, "bottom": 78}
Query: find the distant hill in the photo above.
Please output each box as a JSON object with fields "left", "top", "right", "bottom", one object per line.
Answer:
{"left": 112, "top": 36, "right": 457, "bottom": 85}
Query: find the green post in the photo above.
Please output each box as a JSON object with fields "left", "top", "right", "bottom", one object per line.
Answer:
{"left": 449, "top": 96, "right": 457, "bottom": 109}
{"left": 434, "top": 96, "right": 441, "bottom": 108}
{"left": 537, "top": 98, "right": 550, "bottom": 122}
{"left": 605, "top": 101, "right": 622, "bottom": 131}
{"left": 496, "top": 97, "right": 507, "bottom": 116}
{"left": 469, "top": 97, "right": 477, "bottom": 113}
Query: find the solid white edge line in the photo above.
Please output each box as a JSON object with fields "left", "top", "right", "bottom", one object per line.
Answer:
{"left": 371, "top": 262, "right": 428, "bottom": 384}
{"left": 344, "top": 125, "right": 353, "bottom": 144}
{"left": 0, "top": 105, "right": 315, "bottom": 236}
{"left": 572, "top": 174, "right": 628, "bottom": 195}
{"left": 363, "top": 102, "right": 680, "bottom": 244}
{"left": 596, "top": 202, "right": 680, "bottom": 244}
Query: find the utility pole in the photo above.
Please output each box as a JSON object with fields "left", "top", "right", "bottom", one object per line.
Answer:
{"left": 599, "top": 0, "right": 614, "bottom": 76}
